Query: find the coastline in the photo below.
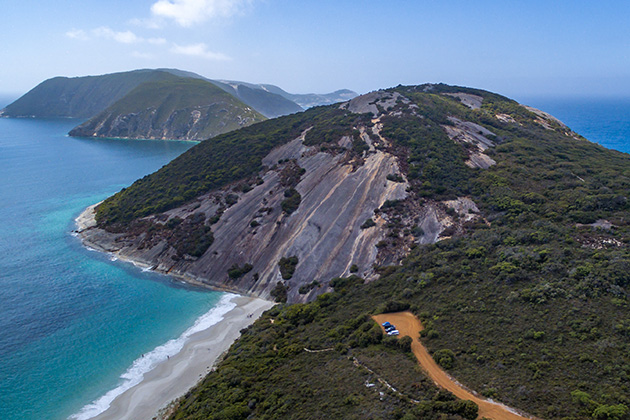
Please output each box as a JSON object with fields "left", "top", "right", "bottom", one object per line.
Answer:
{"left": 74, "top": 204, "right": 275, "bottom": 420}
{"left": 83, "top": 295, "right": 274, "bottom": 420}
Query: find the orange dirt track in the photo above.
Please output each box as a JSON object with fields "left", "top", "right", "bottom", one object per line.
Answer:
{"left": 372, "top": 312, "right": 533, "bottom": 420}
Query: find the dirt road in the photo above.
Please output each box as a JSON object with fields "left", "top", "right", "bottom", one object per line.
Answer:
{"left": 372, "top": 312, "right": 533, "bottom": 420}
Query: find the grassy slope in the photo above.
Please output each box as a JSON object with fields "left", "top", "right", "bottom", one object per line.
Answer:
{"left": 99, "top": 84, "right": 630, "bottom": 419}
{"left": 2, "top": 69, "right": 179, "bottom": 118}
{"left": 69, "top": 78, "right": 266, "bottom": 140}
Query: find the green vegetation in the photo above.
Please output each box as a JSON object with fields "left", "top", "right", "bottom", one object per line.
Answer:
{"left": 278, "top": 256, "right": 299, "bottom": 280}
{"left": 298, "top": 281, "right": 320, "bottom": 295}
{"left": 170, "top": 286, "right": 479, "bottom": 420}
{"left": 70, "top": 78, "right": 266, "bottom": 140}
{"left": 95, "top": 83, "right": 630, "bottom": 419}
{"left": 280, "top": 188, "right": 302, "bottom": 215}
{"left": 122, "top": 212, "right": 213, "bottom": 259}
{"left": 95, "top": 106, "right": 339, "bottom": 227}
{"left": 302, "top": 108, "right": 371, "bottom": 146}
{"left": 2, "top": 69, "right": 181, "bottom": 118}
{"left": 270, "top": 282, "right": 288, "bottom": 303}
{"left": 227, "top": 263, "right": 253, "bottom": 279}
{"left": 361, "top": 218, "right": 376, "bottom": 229}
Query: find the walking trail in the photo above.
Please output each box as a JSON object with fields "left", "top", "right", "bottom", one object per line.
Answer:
{"left": 372, "top": 312, "right": 533, "bottom": 420}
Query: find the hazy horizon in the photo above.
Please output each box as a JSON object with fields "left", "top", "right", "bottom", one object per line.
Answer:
{"left": 2, "top": 1, "right": 630, "bottom": 100}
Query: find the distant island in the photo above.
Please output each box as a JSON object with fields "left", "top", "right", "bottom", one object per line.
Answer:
{"left": 76, "top": 82, "right": 630, "bottom": 419}
{"left": 1, "top": 68, "right": 358, "bottom": 141}
{"left": 68, "top": 77, "right": 266, "bottom": 141}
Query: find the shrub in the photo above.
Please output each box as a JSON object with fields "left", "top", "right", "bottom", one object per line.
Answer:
{"left": 360, "top": 218, "right": 376, "bottom": 229}
{"left": 166, "top": 216, "right": 183, "bottom": 228}
{"left": 270, "top": 282, "right": 288, "bottom": 303}
{"left": 398, "top": 335, "right": 413, "bottom": 353}
{"left": 278, "top": 256, "right": 299, "bottom": 279}
{"left": 281, "top": 189, "right": 301, "bottom": 214}
{"left": 227, "top": 263, "right": 253, "bottom": 279}
{"left": 377, "top": 300, "right": 410, "bottom": 314}
{"left": 592, "top": 404, "right": 629, "bottom": 420}
{"left": 433, "top": 349, "right": 456, "bottom": 369}
{"left": 387, "top": 173, "right": 405, "bottom": 183}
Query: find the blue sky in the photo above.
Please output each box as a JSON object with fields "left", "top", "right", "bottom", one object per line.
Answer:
{"left": 1, "top": 0, "right": 629, "bottom": 100}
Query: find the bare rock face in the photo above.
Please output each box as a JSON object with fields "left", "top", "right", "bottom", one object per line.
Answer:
{"left": 79, "top": 89, "right": 486, "bottom": 303}
{"left": 70, "top": 103, "right": 261, "bottom": 141}
{"left": 342, "top": 91, "right": 408, "bottom": 117}
{"left": 443, "top": 117, "right": 497, "bottom": 169}
{"left": 79, "top": 127, "right": 410, "bottom": 302}
{"left": 442, "top": 93, "right": 483, "bottom": 109}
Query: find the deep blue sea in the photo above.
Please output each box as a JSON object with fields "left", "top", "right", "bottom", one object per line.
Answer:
{"left": 0, "top": 97, "right": 629, "bottom": 420}
{"left": 0, "top": 118, "right": 229, "bottom": 420}
{"left": 518, "top": 96, "right": 630, "bottom": 154}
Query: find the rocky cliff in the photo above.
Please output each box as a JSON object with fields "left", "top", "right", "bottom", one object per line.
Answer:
{"left": 77, "top": 82, "right": 630, "bottom": 420}
{"left": 76, "top": 85, "right": 529, "bottom": 302}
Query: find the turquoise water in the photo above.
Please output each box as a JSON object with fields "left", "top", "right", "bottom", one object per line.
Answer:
{"left": 0, "top": 118, "right": 226, "bottom": 420}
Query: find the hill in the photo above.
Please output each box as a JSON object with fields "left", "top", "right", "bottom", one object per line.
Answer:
{"left": 0, "top": 68, "right": 303, "bottom": 120}
{"left": 0, "top": 69, "right": 178, "bottom": 118}
{"left": 78, "top": 84, "right": 630, "bottom": 419}
{"left": 258, "top": 84, "right": 358, "bottom": 108}
{"left": 212, "top": 80, "right": 358, "bottom": 113}
{"left": 209, "top": 80, "right": 305, "bottom": 118}
{"left": 68, "top": 78, "right": 265, "bottom": 141}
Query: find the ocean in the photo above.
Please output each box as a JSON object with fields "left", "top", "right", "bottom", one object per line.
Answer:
{"left": 0, "top": 97, "right": 628, "bottom": 420}
{"left": 0, "top": 118, "right": 228, "bottom": 420}
{"left": 517, "top": 96, "right": 630, "bottom": 154}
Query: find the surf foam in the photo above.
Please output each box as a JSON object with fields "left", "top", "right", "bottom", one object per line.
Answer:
{"left": 70, "top": 293, "right": 238, "bottom": 420}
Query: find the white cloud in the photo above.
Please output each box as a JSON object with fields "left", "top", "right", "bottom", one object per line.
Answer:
{"left": 148, "top": 37, "right": 167, "bottom": 45}
{"left": 92, "top": 27, "right": 142, "bottom": 44}
{"left": 151, "top": 0, "right": 252, "bottom": 27}
{"left": 66, "top": 26, "right": 162, "bottom": 46}
{"left": 65, "top": 29, "right": 89, "bottom": 41}
{"left": 170, "top": 43, "right": 231, "bottom": 60}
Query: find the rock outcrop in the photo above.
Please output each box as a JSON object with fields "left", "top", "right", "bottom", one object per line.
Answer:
{"left": 77, "top": 86, "right": 514, "bottom": 302}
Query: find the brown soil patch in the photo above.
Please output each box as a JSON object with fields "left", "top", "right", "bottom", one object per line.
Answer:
{"left": 372, "top": 312, "right": 533, "bottom": 420}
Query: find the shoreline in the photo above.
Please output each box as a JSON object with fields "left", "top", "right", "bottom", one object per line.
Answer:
{"left": 74, "top": 204, "right": 246, "bottom": 294}
{"left": 82, "top": 295, "right": 274, "bottom": 420}
{"left": 73, "top": 204, "right": 275, "bottom": 420}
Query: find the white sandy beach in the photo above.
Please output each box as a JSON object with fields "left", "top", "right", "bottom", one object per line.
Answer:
{"left": 89, "top": 295, "right": 274, "bottom": 420}
{"left": 74, "top": 205, "right": 275, "bottom": 420}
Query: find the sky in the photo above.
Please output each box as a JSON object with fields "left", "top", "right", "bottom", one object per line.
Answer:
{"left": 1, "top": 0, "right": 630, "bottom": 100}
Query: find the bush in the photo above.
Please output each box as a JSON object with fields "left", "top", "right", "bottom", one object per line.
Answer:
{"left": 398, "top": 335, "right": 413, "bottom": 353}
{"left": 227, "top": 263, "right": 253, "bottom": 279}
{"left": 270, "top": 282, "right": 288, "bottom": 303}
{"left": 378, "top": 300, "right": 410, "bottom": 313}
{"left": 278, "top": 256, "right": 299, "bottom": 279}
{"left": 433, "top": 349, "right": 456, "bottom": 369}
{"left": 281, "top": 188, "right": 301, "bottom": 214}
{"left": 361, "top": 218, "right": 376, "bottom": 229}
{"left": 592, "top": 404, "right": 629, "bottom": 420}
